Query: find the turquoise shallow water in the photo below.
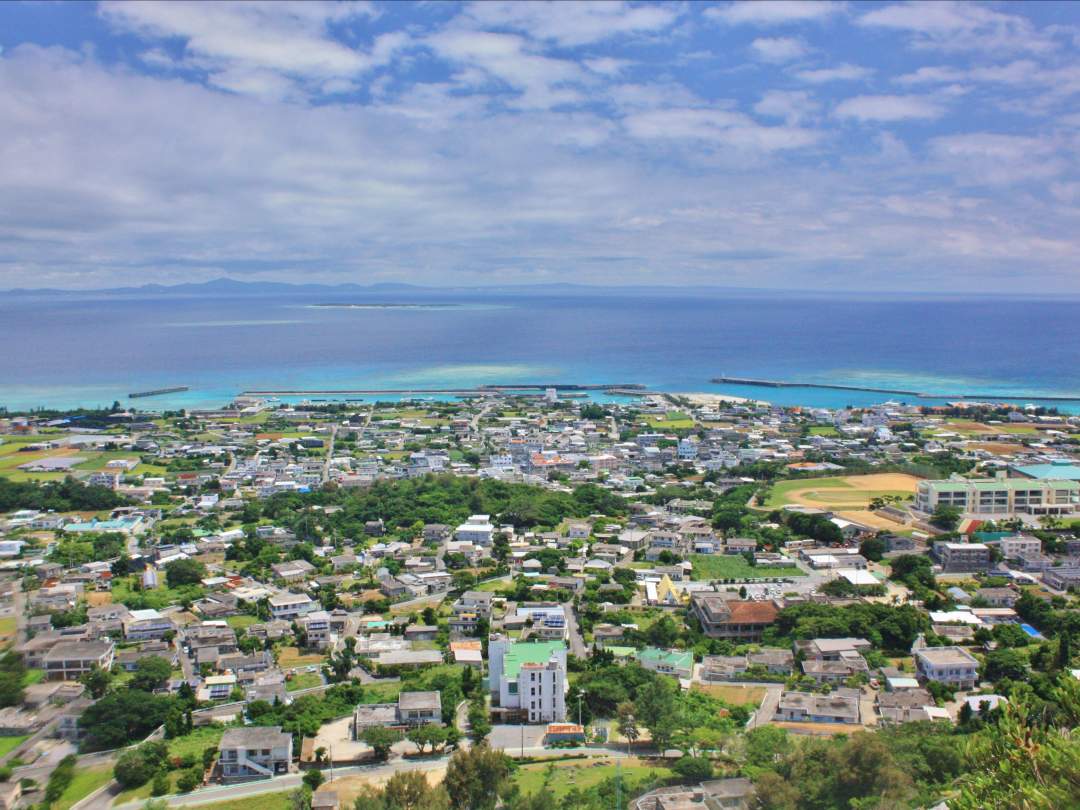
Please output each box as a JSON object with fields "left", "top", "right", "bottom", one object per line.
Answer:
{"left": 3, "top": 290, "right": 1079, "bottom": 413}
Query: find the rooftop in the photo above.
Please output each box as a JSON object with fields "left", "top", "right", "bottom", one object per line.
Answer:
{"left": 502, "top": 640, "right": 565, "bottom": 680}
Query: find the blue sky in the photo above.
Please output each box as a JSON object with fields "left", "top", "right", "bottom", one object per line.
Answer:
{"left": 2, "top": 1, "right": 1079, "bottom": 291}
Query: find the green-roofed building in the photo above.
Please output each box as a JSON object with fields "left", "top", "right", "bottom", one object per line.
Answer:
{"left": 636, "top": 646, "right": 694, "bottom": 679}
{"left": 488, "top": 636, "right": 568, "bottom": 724}
{"left": 914, "top": 474, "right": 1080, "bottom": 517}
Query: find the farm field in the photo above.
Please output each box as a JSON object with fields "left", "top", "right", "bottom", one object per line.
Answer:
{"left": 762, "top": 473, "right": 920, "bottom": 529}
{"left": 689, "top": 554, "right": 804, "bottom": 581}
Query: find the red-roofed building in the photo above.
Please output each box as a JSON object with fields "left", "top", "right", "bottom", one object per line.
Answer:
{"left": 690, "top": 594, "right": 778, "bottom": 641}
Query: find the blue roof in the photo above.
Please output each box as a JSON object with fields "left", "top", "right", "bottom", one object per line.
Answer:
{"left": 1013, "top": 463, "right": 1080, "bottom": 481}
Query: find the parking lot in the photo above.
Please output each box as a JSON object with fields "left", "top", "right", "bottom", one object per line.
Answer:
{"left": 487, "top": 724, "right": 548, "bottom": 754}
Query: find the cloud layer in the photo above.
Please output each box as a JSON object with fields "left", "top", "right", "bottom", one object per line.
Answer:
{"left": 1, "top": 1, "right": 1079, "bottom": 292}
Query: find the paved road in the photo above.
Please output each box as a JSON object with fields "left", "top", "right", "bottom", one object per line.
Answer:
{"left": 321, "top": 424, "right": 337, "bottom": 484}
{"left": 562, "top": 600, "right": 588, "bottom": 659}
{"left": 748, "top": 686, "right": 783, "bottom": 729}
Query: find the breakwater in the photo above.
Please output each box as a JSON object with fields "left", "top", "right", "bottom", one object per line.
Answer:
{"left": 129, "top": 386, "right": 189, "bottom": 398}
{"left": 710, "top": 377, "right": 1080, "bottom": 403}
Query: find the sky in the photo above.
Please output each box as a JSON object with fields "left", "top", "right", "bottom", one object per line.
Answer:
{"left": 2, "top": 1, "right": 1080, "bottom": 292}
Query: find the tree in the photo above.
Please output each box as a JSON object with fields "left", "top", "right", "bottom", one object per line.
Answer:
{"left": 176, "top": 768, "right": 200, "bottom": 792}
{"left": 467, "top": 696, "right": 491, "bottom": 743}
{"left": 150, "top": 771, "right": 169, "bottom": 797}
{"left": 672, "top": 756, "right": 713, "bottom": 781}
{"left": 114, "top": 749, "right": 157, "bottom": 789}
{"left": 859, "top": 535, "right": 886, "bottom": 562}
{"left": 303, "top": 769, "right": 324, "bottom": 791}
{"left": 931, "top": 504, "right": 961, "bottom": 531}
{"left": 985, "top": 649, "right": 1029, "bottom": 682}
{"left": 744, "top": 725, "right": 791, "bottom": 768}
{"left": 407, "top": 723, "right": 449, "bottom": 754}
{"left": 1056, "top": 630, "right": 1072, "bottom": 671}
{"left": 80, "top": 664, "right": 113, "bottom": 699}
{"left": 131, "top": 655, "right": 173, "bottom": 692}
{"left": 165, "top": 558, "right": 206, "bottom": 588}
{"left": 362, "top": 726, "right": 402, "bottom": 761}
{"left": 0, "top": 652, "right": 26, "bottom": 708}
{"left": 444, "top": 743, "right": 510, "bottom": 810}
{"left": 80, "top": 689, "right": 175, "bottom": 751}
{"left": 615, "top": 702, "right": 639, "bottom": 753}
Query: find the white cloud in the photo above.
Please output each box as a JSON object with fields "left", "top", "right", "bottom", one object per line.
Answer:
{"left": 623, "top": 107, "right": 820, "bottom": 152}
{"left": 99, "top": 0, "right": 393, "bottom": 98}
{"left": 706, "top": 1, "right": 845, "bottom": 26}
{"left": 424, "top": 30, "right": 585, "bottom": 109}
{"left": 794, "top": 63, "right": 873, "bottom": 83}
{"left": 750, "top": 37, "right": 809, "bottom": 64}
{"left": 928, "top": 133, "right": 1063, "bottom": 185}
{"left": 896, "top": 60, "right": 1040, "bottom": 86}
{"left": 858, "top": 1, "right": 1058, "bottom": 53}
{"left": 754, "top": 90, "right": 820, "bottom": 123}
{"left": 834, "top": 94, "right": 943, "bottom": 122}
{"left": 461, "top": 1, "right": 678, "bottom": 47}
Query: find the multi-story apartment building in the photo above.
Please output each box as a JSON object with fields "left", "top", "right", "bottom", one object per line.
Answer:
{"left": 933, "top": 542, "right": 991, "bottom": 573}
{"left": 454, "top": 515, "right": 494, "bottom": 546}
{"left": 914, "top": 475, "right": 1080, "bottom": 517}
{"left": 218, "top": 727, "right": 292, "bottom": 782}
{"left": 690, "top": 594, "right": 778, "bottom": 641}
{"left": 299, "top": 611, "right": 332, "bottom": 650}
{"left": 268, "top": 593, "right": 316, "bottom": 621}
{"left": 488, "top": 637, "right": 567, "bottom": 723}
{"left": 122, "top": 609, "right": 173, "bottom": 641}
{"left": 44, "top": 640, "right": 115, "bottom": 681}
{"left": 915, "top": 646, "right": 980, "bottom": 690}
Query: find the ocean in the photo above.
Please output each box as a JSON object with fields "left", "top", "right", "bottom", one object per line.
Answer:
{"left": 3, "top": 288, "right": 1080, "bottom": 413}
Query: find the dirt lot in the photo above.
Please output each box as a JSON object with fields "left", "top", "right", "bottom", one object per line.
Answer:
{"left": 324, "top": 761, "right": 448, "bottom": 805}
{"left": 691, "top": 683, "right": 767, "bottom": 706}
{"left": 767, "top": 473, "right": 919, "bottom": 528}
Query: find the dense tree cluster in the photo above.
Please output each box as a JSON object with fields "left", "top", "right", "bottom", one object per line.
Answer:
{"left": 0, "top": 476, "right": 129, "bottom": 513}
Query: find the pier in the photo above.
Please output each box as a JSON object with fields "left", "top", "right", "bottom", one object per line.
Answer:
{"left": 129, "top": 386, "right": 189, "bottom": 398}
{"left": 710, "top": 377, "right": 1080, "bottom": 403}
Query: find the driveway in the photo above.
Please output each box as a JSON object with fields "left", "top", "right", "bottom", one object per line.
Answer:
{"left": 748, "top": 686, "right": 783, "bottom": 729}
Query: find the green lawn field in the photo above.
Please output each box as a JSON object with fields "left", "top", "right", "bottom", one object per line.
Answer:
{"left": 690, "top": 554, "right": 803, "bottom": 581}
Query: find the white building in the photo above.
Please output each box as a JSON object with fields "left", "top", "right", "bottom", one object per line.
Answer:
{"left": 488, "top": 636, "right": 567, "bottom": 724}
{"left": 915, "top": 646, "right": 980, "bottom": 690}
{"left": 455, "top": 515, "right": 494, "bottom": 546}
{"left": 123, "top": 609, "right": 173, "bottom": 641}
{"left": 268, "top": 593, "right": 317, "bottom": 621}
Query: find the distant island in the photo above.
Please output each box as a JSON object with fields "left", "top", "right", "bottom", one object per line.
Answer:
{"left": 307, "top": 302, "right": 460, "bottom": 309}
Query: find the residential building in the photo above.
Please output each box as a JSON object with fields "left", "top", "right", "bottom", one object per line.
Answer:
{"left": 44, "top": 640, "right": 115, "bottom": 681}
{"left": 122, "top": 609, "right": 173, "bottom": 641}
{"left": 933, "top": 542, "right": 991, "bottom": 573}
{"left": 636, "top": 647, "right": 693, "bottom": 680}
{"left": 488, "top": 637, "right": 568, "bottom": 723}
{"left": 690, "top": 594, "right": 778, "bottom": 641}
{"left": 268, "top": 593, "right": 316, "bottom": 621}
{"left": 775, "top": 688, "right": 861, "bottom": 724}
{"left": 218, "top": 726, "right": 293, "bottom": 782}
{"left": 915, "top": 646, "right": 980, "bottom": 690}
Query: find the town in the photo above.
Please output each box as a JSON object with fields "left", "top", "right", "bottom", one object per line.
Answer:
{"left": 0, "top": 390, "right": 1077, "bottom": 810}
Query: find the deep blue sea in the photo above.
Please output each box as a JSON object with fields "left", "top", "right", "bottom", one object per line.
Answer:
{"left": 3, "top": 289, "right": 1080, "bottom": 413}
